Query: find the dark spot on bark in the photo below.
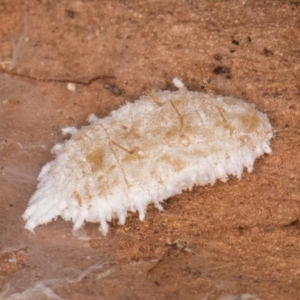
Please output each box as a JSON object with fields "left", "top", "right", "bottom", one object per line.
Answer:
{"left": 283, "top": 219, "right": 300, "bottom": 228}
{"left": 290, "top": 1, "right": 300, "bottom": 7}
{"left": 232, "top": 39, "right": 239, "bottom": 46}
{"left": 66, "top": 9, "right": 76, "bottom": 18}
{"left": 213, "top": 66, "right": 231, "bottom": 77}
{"left": 213, "top": 54, "right": 222, "bottom": 61}
{"left": 263, "top": 47, "right": 273, "bottom": 56}
{"left": 103, "top": 83, "right": 123, "bottom": 96}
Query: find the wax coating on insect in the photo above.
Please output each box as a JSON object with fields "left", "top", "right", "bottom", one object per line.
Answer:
{"left": 23, "top": 78, "right": 273, "bottom": 235}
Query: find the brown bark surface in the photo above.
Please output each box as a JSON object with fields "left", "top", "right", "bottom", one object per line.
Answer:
{"left": 0, "top": 1, "right": 299, "bottom": 299}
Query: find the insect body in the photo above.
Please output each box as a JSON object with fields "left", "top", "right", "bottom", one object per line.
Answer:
{"left": 23, "top": 79, "right": 272, "bottom": 235}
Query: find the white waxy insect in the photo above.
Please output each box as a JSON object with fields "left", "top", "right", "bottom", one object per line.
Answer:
{"left": 23, "top": 78, "right": 273, "bottom": 235}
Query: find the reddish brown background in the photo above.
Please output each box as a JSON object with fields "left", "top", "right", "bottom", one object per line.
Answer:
{"left": 0, "top": 1, "right": 299, "bottom": 299}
